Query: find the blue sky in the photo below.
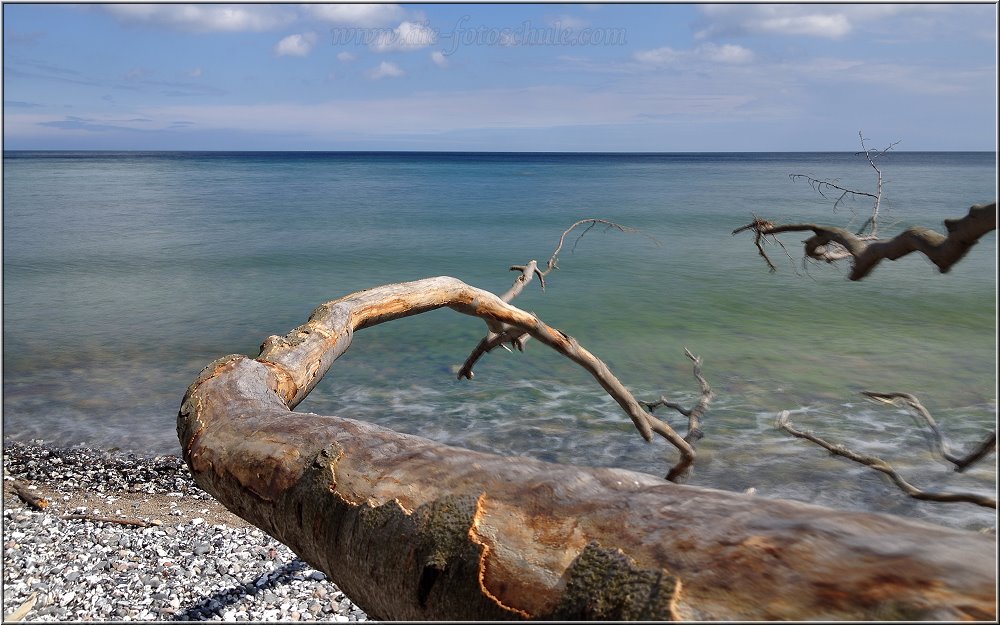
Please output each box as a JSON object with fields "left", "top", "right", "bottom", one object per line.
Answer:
{"left": 3, "top": 2, "right": 997, "bottom": 151}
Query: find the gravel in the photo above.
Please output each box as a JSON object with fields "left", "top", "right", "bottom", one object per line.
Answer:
{"left": 2, "top": 440, "right": 369, "bottom": 622}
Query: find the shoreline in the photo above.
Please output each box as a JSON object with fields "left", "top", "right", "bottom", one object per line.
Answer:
{"left": 2, "top": 440, "right": 368, "bottom": 621}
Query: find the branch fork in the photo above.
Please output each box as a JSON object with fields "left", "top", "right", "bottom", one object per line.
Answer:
{"left": 777, "top": 390, "right": 996, "bottom": 509}
{"left": 455, "top": 219, "right": 705, "bottom": 480}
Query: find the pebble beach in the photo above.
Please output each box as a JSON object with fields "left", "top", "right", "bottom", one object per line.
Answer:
{"left": 2, "top": 441, "right": 369, "bottom": 622}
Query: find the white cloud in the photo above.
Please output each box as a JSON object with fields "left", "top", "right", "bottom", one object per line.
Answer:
{"left": 634, "top": 43, "right": 753, "bottom": 66}
{"left": 368, "top": 61, "right": 404, "bottom": 80}
{"left": 101, "top": 4, "right": 294, "bottom": 33}
{"left": 337, "top": 51, "right": 357, "bottom": 63}
{"left": 371, "top": 21, "right": 436, "bottom": 52}
{"left": 758, "top": 14, "right": 851, "bottom": 39}
{"left": 274, "top": 32, "right": 318, "bottom": 57}
{"left": 189, "top": 67, "right": 203, "bottom": 78}
{"left": 633, "top": 47, "right": 682, "bottom": 65}
{"left": 694, "top": 5, "right": 941, "bottom": 40}
{"left": 430, "top": 51, "right": 448, "bottom": 68}
{"left": 547, "top": 15, "right": 589, "bottom": 31}
{"left": 304, "top": 4, "right": 405, "bottom": 27}
{"left": 698, "top": 43, "right": 754, "bottom": 64}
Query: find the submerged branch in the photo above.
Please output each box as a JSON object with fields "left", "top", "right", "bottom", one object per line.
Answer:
{"left": 776, "top": 411, "right": 996, "bottom": 509}
{"left": 862, "top": 391, "right": 997, "bottom": 473}
{"left": 641, "top": 349, "right": 714, "bottom": 481}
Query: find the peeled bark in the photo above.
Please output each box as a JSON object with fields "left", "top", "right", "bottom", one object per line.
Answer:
{"left": 178, "top": 276, "right": 996, "bottom": 620}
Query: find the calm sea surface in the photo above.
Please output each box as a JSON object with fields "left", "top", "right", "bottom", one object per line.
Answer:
{"left": 3, "top": 151, "right": 996, "bottom": 530}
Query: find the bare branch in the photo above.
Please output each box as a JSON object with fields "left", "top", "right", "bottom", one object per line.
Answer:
{"left": 788, "top": 131, "right": 899, "bottom": 237}
{"left": 856, "top": 132, "right": 901, "bottom": 236}
{"left": 788, "top": 173, "right": 878, "bottom": 215}
{"left": 735, "top": 202, "right": 996, "bottom": 280}
{"left": 61, "top": 513, "right": 155, "bottom": 528}
{"left": 862, "top": 391, "right": 997, "bottom": 472}
{"left": 776, "top": 411, "right": 996, "bottom": 509}
{"left": 451, "top": 221, "right": 708, "bottom": 478}
{"left": 641, "top": 349, "right": 714, "bottom": 481}
{"left": 540, "top": 218, "right": 651, "bottom": 277}
{"left": 954, "top": 431, "right": 999, "bottom": 472}
{"left": 458, "top": 219, "right": 646, "bottom": 379}
{"left": 255, "top": 276, "right": 696, "bottom": 481}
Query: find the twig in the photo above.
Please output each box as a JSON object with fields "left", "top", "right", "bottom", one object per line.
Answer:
{"left": 457, "top": 219, "right": 646, "bottom": 380}
{"left": 731, "top": 213, "right": 798, "bottom": 273}
{"left": 4, "top": 592, "right": 38, "bottom": 622}
{"left": 10, "top": 481, "right": 157, "bottom": 527}
{"left": 448, "top": 222, "right": 702, "bottom": 479}
{"left": 787, "top": 131, "right": 899, "bottom": 237}
{"left": 541, "top": 218, "right": 653, "bottom": 277}
{"left": 61, "top": 513, "right": 156, "bottom": 528}
{"left": 11, "top": 481, "right": 50, "bottom": 511}
{"left": 641, "top": 349, "right": 714, "bottom": 481}
{"left": 861, "top": 391, "right": 996, "bottom": 472}
{"left": 787, "top": 173, "right": 879, "bottom": 216}
{"left": 776, "top": 411, "right": 996, "bottom": 509}
{"left": 856, "top": 131, "right": 901, "bottom": 237}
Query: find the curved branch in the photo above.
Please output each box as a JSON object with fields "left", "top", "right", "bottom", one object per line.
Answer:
{"left": 735, "top": 202, "right": 996, "bottom": 280}
{"left": 178, "top": 280, "right": 998, "bottom": 620}
{"left": 253, "top": 277, "right": 693, "bottom": 478}
{"left": 776, "top": 411, "right": 996, "bottom": 509}
{"left": 458, "top": 219, "right": 649, "bottom": 379}
{"left": 540, "top": 218, "right": 649, "bottom": 276}
{"left": 862, "top": 391, "right": 997, "bottom": 472}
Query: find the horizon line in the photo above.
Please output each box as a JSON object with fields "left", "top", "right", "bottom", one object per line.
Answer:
{"left": 4, "top": 148, "right": 997, "bottom": 154}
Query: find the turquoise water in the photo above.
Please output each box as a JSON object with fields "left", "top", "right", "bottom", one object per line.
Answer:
{"left": 3, "top": 151, "right": 996, "bottom": 530}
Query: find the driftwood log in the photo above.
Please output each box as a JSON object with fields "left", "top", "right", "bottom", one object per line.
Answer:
{"left": 178, "top": 276, "right": 996, "bottom": 620}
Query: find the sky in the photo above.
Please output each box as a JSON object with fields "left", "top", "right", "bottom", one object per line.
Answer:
{"left": 2, "top": 2, "right": 998, "bottom": 151}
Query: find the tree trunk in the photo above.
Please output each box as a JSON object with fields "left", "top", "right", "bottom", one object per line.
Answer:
{"left": 178, "top": 276, "right": 996, "bottom": 620}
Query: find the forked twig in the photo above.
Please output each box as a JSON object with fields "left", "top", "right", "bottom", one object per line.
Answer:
{"left": 776, "top": 411, "right": 996, "bottom": 509}
{"left": 457, "top": 219, "right": 649, "bottom": 380}
{"left": 862, "top": 391, "right": 997, "bottom": 472}
{"left": 61, "top": 513, "right": 156, "bottom": 528}
{"left": 731, "top": 213, "right": 796, "bottom": 272}
{"left": 455, "top": 219, "right": 708, "bottom": 480}
{"left": 787, "top": 131, "right": 899, "bottom": 237}
{"left": 641, "top": 348, "right": 714, "bottom": 481}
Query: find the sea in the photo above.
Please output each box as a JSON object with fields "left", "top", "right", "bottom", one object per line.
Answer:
{"left": 2, "top": 151, "right": 996, "bottom": 531}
